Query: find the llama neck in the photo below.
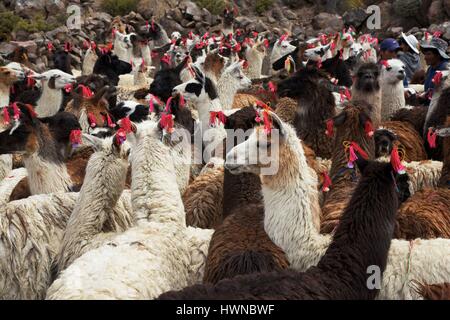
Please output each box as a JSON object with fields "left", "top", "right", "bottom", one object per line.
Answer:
{"left": 196, "top": 98, "right": 223, "bottom": 135}
{"left": 317, "top": 169, "right": 397, "bottom": 298}
{"left": 246, "top": 51, "right": 264, "bottom": 79}
{"left": 114, "top": 38, "right": 131, "bottom": 62}
{"left": 440, "top": 133, "right": 450, "bottom": 187}
{"left": 262, "top": 128, "right": 330, "bottom": 271}
{"left": 82, "top": 50, "right": 97, "bottom": 75}
{"left": 0, "top": 82, "right": 10, "bottom": 107}
{"left": 351, "top": 88, "right": 382, "bottom": 128}
{"left": 23, "top": 152, "right": 72, "bottom": 195}
{"left": 381, "top": 80, "right": 405, "bottom": 121}
{"left": 0, "top": 154, "right": 12, "bottom": 181}
{"left": 35, "top": 82, "right": 63, "bottom": 117}
{"left": 217, "top": 73, "right": 239, "bottom": 110}
{"left": 57, "top": 152, "right": 128, "bottom": 272}
{"left": 131, "top": 133, "right": 185, "bottom": 226}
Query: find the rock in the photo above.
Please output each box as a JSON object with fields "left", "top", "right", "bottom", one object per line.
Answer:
{"left": 254, "top": 20, "right": 269, "bottom": 33}
{"left": 444, "top": 0, "right": 450, "bottom": 16}
{"left": 9, "top": 40, "right": 38, "bottom": 54}
{"left": 182, "top": 1, "right": 203, "bottom": 20}
{"left": 389, "top": 27, "right": 404, "bottom": 36}
{"left": 235, "top": 16, "right": 253, "bottom": 28}
{"left": 268, "top": 16, "right": 276, "bottom": 24}
{"left": 45, "top": 0, "right": 66, "bottom": 16}
{"left": 312, "top": 13, "right": 344, "bottom": 31}
{"left": 45, "top": 26, "right": 70, "bottom": 42}
{"left": 284, "top": 10, "right": 297, "bottom": 20}
{"left": 0, "top": 43, "right": 16, "bottom": 57}
{"left": 428, "top": 0, "right": 446, "bottom": 24}
{"left": 91, "top": 12, "right": 113, "bottom": 23}
{"left": 14, "top": 0, "right": 46, "bottom": 19}
{"left": 342, "top": 8, "right": 368, "bottom": 28}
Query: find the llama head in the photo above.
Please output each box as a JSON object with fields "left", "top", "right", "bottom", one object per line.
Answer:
{"left": 114, "top": 30, "right": 136, "bottom": 50}
{"left": 203, "top": 52, "right": 228, "bottom": 78}
{"left": 52, "top": 50, "right": 72, "bottom": 75}
{"left": 354, "top": 62, "right": 381, "bottom": 93}
{"left": 270, "top": 37, "right": 297, "bottom": 64}
{"left": 93, "top": 51, "right": 132, "bottom": 86}
{"left": 374, "top": 128, "right": 397, "bottom": 158}
{"left": 380, "top": 59, "right": 405, "bottom": 84}
{"left": 0, "top": 103, "right": 70, "bottom": 161}
{"left": 222, "top": 60, "right": 252, "bottom": 89}
{"left": 169, "top": 45, "right": 189, "bottom": 66}
{"left": 326, "top": 103, "right": 375, "bottom": 157}
{"left": 172, "top": 67, "right": 218, "bottom": 104}
{"left": 82, "top": 132, "right": 131, "bottom": 162}
{"left": 31, "top": 69, "right": 76, "bottom": 90}
{"left": 303, "top": 43, "right": 332, "bottom": 62}
{"left": 0, "top": 66, "right": 25, "bottom": 85}
{"left": 225, "top": 110, "right": 286, "bottom": 175}
{"left": 149, "top": 56, "right": 189, "bottom": 102}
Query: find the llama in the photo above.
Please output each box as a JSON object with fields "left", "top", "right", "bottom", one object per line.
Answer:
{"left": 112, "top": 30, "right": 135, "bottom": 63}
{"left": 109, "top": 100, "right": 149, "bottom": 123}
{"left": 220, "top": 110, "right": 450, "bottom": 300}
{"left": 202, "top": 106, "right": 289, "bottom": 284}
{"left": 0, "top": 104, "right": 81, "bottom": 198}
{"left": 377, "top": 121, "right": 428, "bottom": 161}
{"left": 320, "top": 104, "right": 375, "bottom": 234}
{"left": 351, "top": 63, "right": 382, "bottom": 128}
{"left": 380, "top": 59, "right": 406, "bottom": 121}
{"left": 394, "top": 117, "right": 450, "bottom": 240}
{"left": 0, "top": 66, "right": 25, "bottom": 107}
{"left": 52, "top": 49, "right": 73, "bottom": 75}
{"left": 413, "top": 282, "right": 450, "bottom": 300}
{"left": 276, "top": 67, "right": 336, "bottom": 159}
{"left": 216, "top": 60, "right": 252, "bottom": 111}
{"left": 93, "top": 50, "right": 132, "bottom": 86}
{"left": 270, "top": 36, "right": 298, "bottom": 75}
{"left": 16, "top": 69, "right": 76, "bottom": 117}
{"left": 158, "top": 137, "right": 400, "bottom": 300}
{"left": 244, "top": 39, "right": 267, "bottom": 80}
{"left": 47, "top": 121, "right": 213, "bottom": 299}
{"left": 56, "top": 133, "right": 133, "bottom": 274}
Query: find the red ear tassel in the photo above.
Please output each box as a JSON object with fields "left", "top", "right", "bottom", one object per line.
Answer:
{"left": 263, "top": 110, "right": 272, "bottom": 134}
{"left": 27, "top": 75, "right": 35, "bottom": 88}
{"left": 390, "top": 146, "right": 406, "bottom": 174}
{"left": 115, "top": 128, "right": 127, "bottom": 145}
{"left": 160, "top": 113, "right": 174, "bottom": 133}
{"left": 255, "top": 110, "right": 262, "bottom": 123}
{"left": 64, "top": 83, "right": 73, "bottom": 93}
{"left": 149, "top": 98, "right": 155, "bottom": 113}
{"left": 347, "top": 145, "right": 358, "bottom": 168}
{"left": 322, "top": 172, "right": 332, "bottom": 192}
{"left": 78, "top": 85, "right": 93, "bottom": 98}
{"left": 2, "top": 107, "right": 10, "bottom": 125}
{"left": 64, "top": 42, "right": 72, "bottom": 52}
{"left": 161, "top": 53, "right": 171, "bottom": 66}
{"left": 263, "top": 38, "right": 269, "bottom": 48}
{"left": 365, "top": 120, "right": 374, "bottom": 137}
{"left": 268, "top": 81, "right": 277, "bottom": 93}
{"left": 317, "top": 59, "right": 322, "bottom": 69}
{"left": 165, "top": 96, "right": 173, "bottom": 113}
{"left": 12, "top": 102, "right": 20, "bottom": 120}
{"left": 91, "top": 41, "right": 97, "bottom": 50}
{"left": 47, "top": 42, "right": 54, "bottom": 52}
{"left": 151, "top": 19, "right": 155, "bottom": 31}
{"left": 325, "top": 119, "right": 334, "bottom": 137}
{"left": 112, "top": 28, "right": 116, "bottom": 38}
{"left": 351, "top": 141, "right": 369, "bottom": 159}
{"left": 179, "top": 95, "right": 185, "bottom": 108}
{"left": 120, "top": 117, "right": 132, "bottom": 133}
{"left": 88, "top": 112, "right": 97, "bottom": 128}
{"left": 209, "top": 111, "right": 227, "bottom": 127}
{"left": 380, "top": 60, "right": 390, "bottom": 68}
{"left": 427, "top": 128, "right": 437, "bottom": 148}
{"left": 70, "top": 129, "right": 82, "bottom": 148}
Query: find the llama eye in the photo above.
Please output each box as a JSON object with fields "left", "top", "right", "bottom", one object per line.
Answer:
{"left": 386, "top": 67, "right": 392, "bottom": 71}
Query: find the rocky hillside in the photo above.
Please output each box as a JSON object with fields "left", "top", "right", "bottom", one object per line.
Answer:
{"left": 1, "top": 0, "right": 450, "bottom": 70}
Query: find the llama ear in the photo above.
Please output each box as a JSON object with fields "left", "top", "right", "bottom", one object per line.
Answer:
{"left": 81, "top": 133, "right": 103, "bottom": 151}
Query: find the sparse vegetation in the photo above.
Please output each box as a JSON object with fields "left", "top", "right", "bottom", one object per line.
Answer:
{"left": 255, "top": 0, "right": 274, "bottom": 15}
{"left": 101, "top": 0, "right": 139, "bottom": 16}
{"left": 194, "top": 0, "right": 227, "bottom": 15}
{"left": 0, "top": 11, "right": 61, "bottom": 41}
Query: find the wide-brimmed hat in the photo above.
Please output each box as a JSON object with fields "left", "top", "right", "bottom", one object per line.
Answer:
{"left": 420, "top": 37, "right": 450, "bottom": 60}
{"left": 400, "top": 33, "right": 419, "bottom": 54}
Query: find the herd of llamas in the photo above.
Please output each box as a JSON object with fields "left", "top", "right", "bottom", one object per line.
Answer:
{"left": 0, "top": 10, "right": 449, "bottom": 300}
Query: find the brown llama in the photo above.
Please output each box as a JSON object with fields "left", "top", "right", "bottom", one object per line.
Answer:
{"left": 394, "top": 116, "right": 450, "bottom": 240}
{"left": 202, "top": 106, "right": 289, "bottom": 284}
{"left": 158, "top": 153, "right": 400, "bottom": 299}
{"left": 320, "top": 103, "right": 375, "bottom": 234}
{"left": 412, "top": 282, "right": 450, "bottom": 300}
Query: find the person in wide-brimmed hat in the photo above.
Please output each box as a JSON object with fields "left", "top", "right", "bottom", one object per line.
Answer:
{"left": 420, "top": 37, "right": 449, "bottom": 100}
{"left": 398, "top": 33, "right": 421, "bottom": 85}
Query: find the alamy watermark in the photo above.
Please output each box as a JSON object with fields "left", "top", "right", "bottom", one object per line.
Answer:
{"left": 66, "top": 5, "right": 81, "bottom": 30}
